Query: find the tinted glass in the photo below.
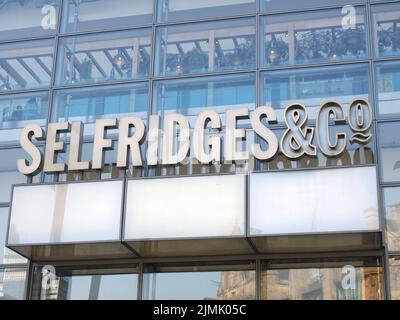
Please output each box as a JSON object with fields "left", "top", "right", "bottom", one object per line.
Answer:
{"left": 61, "top": 0, "right": 153, "bottom": 33}
{"left": 261, "top": 7, "right": 367, "bottom": 67}
{"left": 157, "top": 0, "right": 256, "bottom": 23}
{"left": 378, "top": 122, "right": 400, "bottom": 183}
{"left": 155, "top": 18, "right": 256, "bottom": 76}
{"left": 56, "top": 29, "right": 152, "bottom": 85}
{"left": 372, "top": 3, "right": 400, "bottom": 58}
{"left": 0, "top": 39, "right": 54, "bottom": 91}
{"left": 0, "top": 0, "right": 59, "bottom": 42}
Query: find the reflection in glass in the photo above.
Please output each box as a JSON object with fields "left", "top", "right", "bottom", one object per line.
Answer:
{"left": 157, "top": 0, "right": 255, "bottom": 23}
{"left": 0, "top": 39, "right": 54, "bottom": 90}
{"left": 0, "top": 0, "right": 59, "bottom": 42}
{"left": 0, "top": 149, "right": 28, "bottom": 203}
{"left": 372, "top": 3, "right": 400, "bottom": 57}
{"left": 0, "top": 208, "right": 27, "bottom": 265}
{"left": 143, "top": 263, "right": 255, "bottom": 300}
{"left": 389, "top": 257, "right": 400, "bottom": 300}
{"left": 61, "top": 0, "right": 153, "bottom": 33}
{"left": 261, "top": 8, "right": 367, "bottom": 66}
{"left": 376, "top": 60, "right": 400, "bottom": 117}
{"left": 56, "top": 29, "right": 152, "bottom": 85}
{"left": 383, "top": 188, "right": 400, "bottom": 251}
{"left": 262, "top": 258, "right": 383, "bottom": 300}
{"left": 155, "top": 18, "right": 255, "bottom": 76}
{"left": 261, "top": 64, "right": 369, "bottom": 124}
{"left": 35, "top": 267, "right": 138, "bottom": 300}
{"left": 378, "top": 122, "right": 400, "bottom": 183}
{"left": 52, "top": 82, "right": 148, "bottom": 130}
{"left": 0, "top": 268, "right": 26, "bottom": 300}
{"left": 261, "top": 0, "right": 365, "bottom": 13}
{"left": 154, "top": 73, "right": 255, "bottom": 117}
{"left": 0, "top": 91, "right": 48, "bottom": 146}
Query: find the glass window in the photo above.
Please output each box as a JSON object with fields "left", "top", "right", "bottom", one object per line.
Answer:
{"left": 155, "top": 18, "right": 256, "bottom": 76}
{"left": 153, "top": 73, "right": 254, "bottom": 176}
{"left": 372, "top": 3, "right": 400, "bottom": 58}
{"left": 383, "top": 187, "right": 400, "bottom": 251}
{"left": 0, "top": 148, "right": 28, "bottom": 203}
{"left": 0, "top": 208, "right": 27, "bottom": 265}
{"left": 390, "top": 256, "right": 400, "bottom": 300}
{"left": 0, "top": 91, "right": 49, "bottom": 146}
{"left": 55, "top": 28, "right": 152, "bottom": 86}
{"left": 0, "top": 38, "right": 54, "bottom": 91}
{"left": 260, "top": 7, "right": 367, "bottom": 67}
{"left": 261, "top": 64, "right": 370, "bottom": 124}
{"left": 261, "top": 258, "right": 383, "bottom": 300}
{"left": 376, "top": 60, "right": 400, "bottom": 118}
{"left": 154, "top": 73, "right": 255, "bottom": 120}
{"left": 52, "top": 82, "right": 148, "bottom": 139}
{"left": 0, "top": 0, "right": 59, "bottom": 42}
{"left": 0, "top": 268, "right": 27, "bottom": 300}
{"left": 61, "top": 0, "right": 153, "bottom": 33}
{"left": 143, "top": 262, "right": 255, "bottom": 300}
{"left": 378, "top": 121, "right": 400, "bottom": 183}
{"left": 261, "top": 0, "right": 365, "bottom": 13}
{"left": 157, "top": 0, "right": 256, "bottom": 23}
{"left": 33, "top": 266, "right": 138, "bottom": 300}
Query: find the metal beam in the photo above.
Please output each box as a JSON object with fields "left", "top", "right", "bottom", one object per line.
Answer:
{"left": 34, "top": 57, "right": 52, "bottom": 77}
{"left": 0, "top": 60, "right": 27, "bottom": 88}
{"left": 17, "top": 58, "right": 42, "bottom": 84}
{"left": 86, "top": 52, "right": 107, "bottom": 78}
{"left": 103, "top": 50, "right": 123, "bottom": 77}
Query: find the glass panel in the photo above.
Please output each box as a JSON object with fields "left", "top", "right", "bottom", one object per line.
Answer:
{"left": 0, "top": 148, "right": 27, "bottom": 203}
{"left": 154, "top": 73, "right": 255, "bottom": 120}
{"left": 376, "top": 60, "right": 400, "bottom": 117}
{"left": 372, "top": 2, "right": 400, "bottom": 58}
{"left": 0, "top": 268, "right": 27, "bottom": 300}
{"left": 250, "top": 167, "right": 379, "bottom": 236}
{"left": 0, "top": 0, "right": 59, "bottom": 42}
{"left": 261, "top": 64, "right": 369, "bottom": 124}
{"left": 155, "top": 18, "right": 255, "bottom": 76}
{"left": 261, "top": 0, "right": 365, "bottom": 13}
{"left": 0, "top": 38, "right": 54, "bottom": 90}
{"left": 8, "top": 181, "right": 123, "bottom": 245}
{"left": 56, "top": 29, "right": 152, "bottom": 85}
{"left": 378, "top": 121, "right": 400, "bottom": 183}
{"left": 0, "top": 91, "right": 48, "bottom": 146}
{"left": 383, "top": 187, "right": 400, "bottom": 251}
{"left": 157, "top": 0, "right": 256, "bottom": 23}
{"left": 124, "top": 175, "right": 245, "bottom": 240}
{"left": 389, "top": 256, "right": 400, "bottom": 300}
{"left": 261, "top": 7, "right": 367, "bottom": 67}
{"left": 143, "top": 262, "right": 255, "bottom": 300}
{"left": 0, "top": 207, "right": 27, "bottom": 265}
{"left": 61, "top": 0, "right": 153, "bottom": 33}
{"left": 52, "top": 82, "right": 148, "bottom": 139}
{"left": 33, "top": 266, "right": 138, "bottom": 300}
{"left": 261, "top": 258, "right": 383, "bottom": 300}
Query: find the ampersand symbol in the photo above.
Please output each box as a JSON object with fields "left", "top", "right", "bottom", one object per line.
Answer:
{"left": 280, "top": 104, "right": 317, "bottom": 159}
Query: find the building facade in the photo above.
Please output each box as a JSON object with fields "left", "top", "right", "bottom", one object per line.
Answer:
{"left": 0, "top": 0, "right": 400, "bottom": 300}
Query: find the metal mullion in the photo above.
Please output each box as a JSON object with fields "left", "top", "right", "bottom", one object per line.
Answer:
{"left": 366, "top": 0, "right": 391, "bottom": 299}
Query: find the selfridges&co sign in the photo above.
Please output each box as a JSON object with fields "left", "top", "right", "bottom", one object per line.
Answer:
{"left": 17, "top": 99, "right": 373, "bottom": 176}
